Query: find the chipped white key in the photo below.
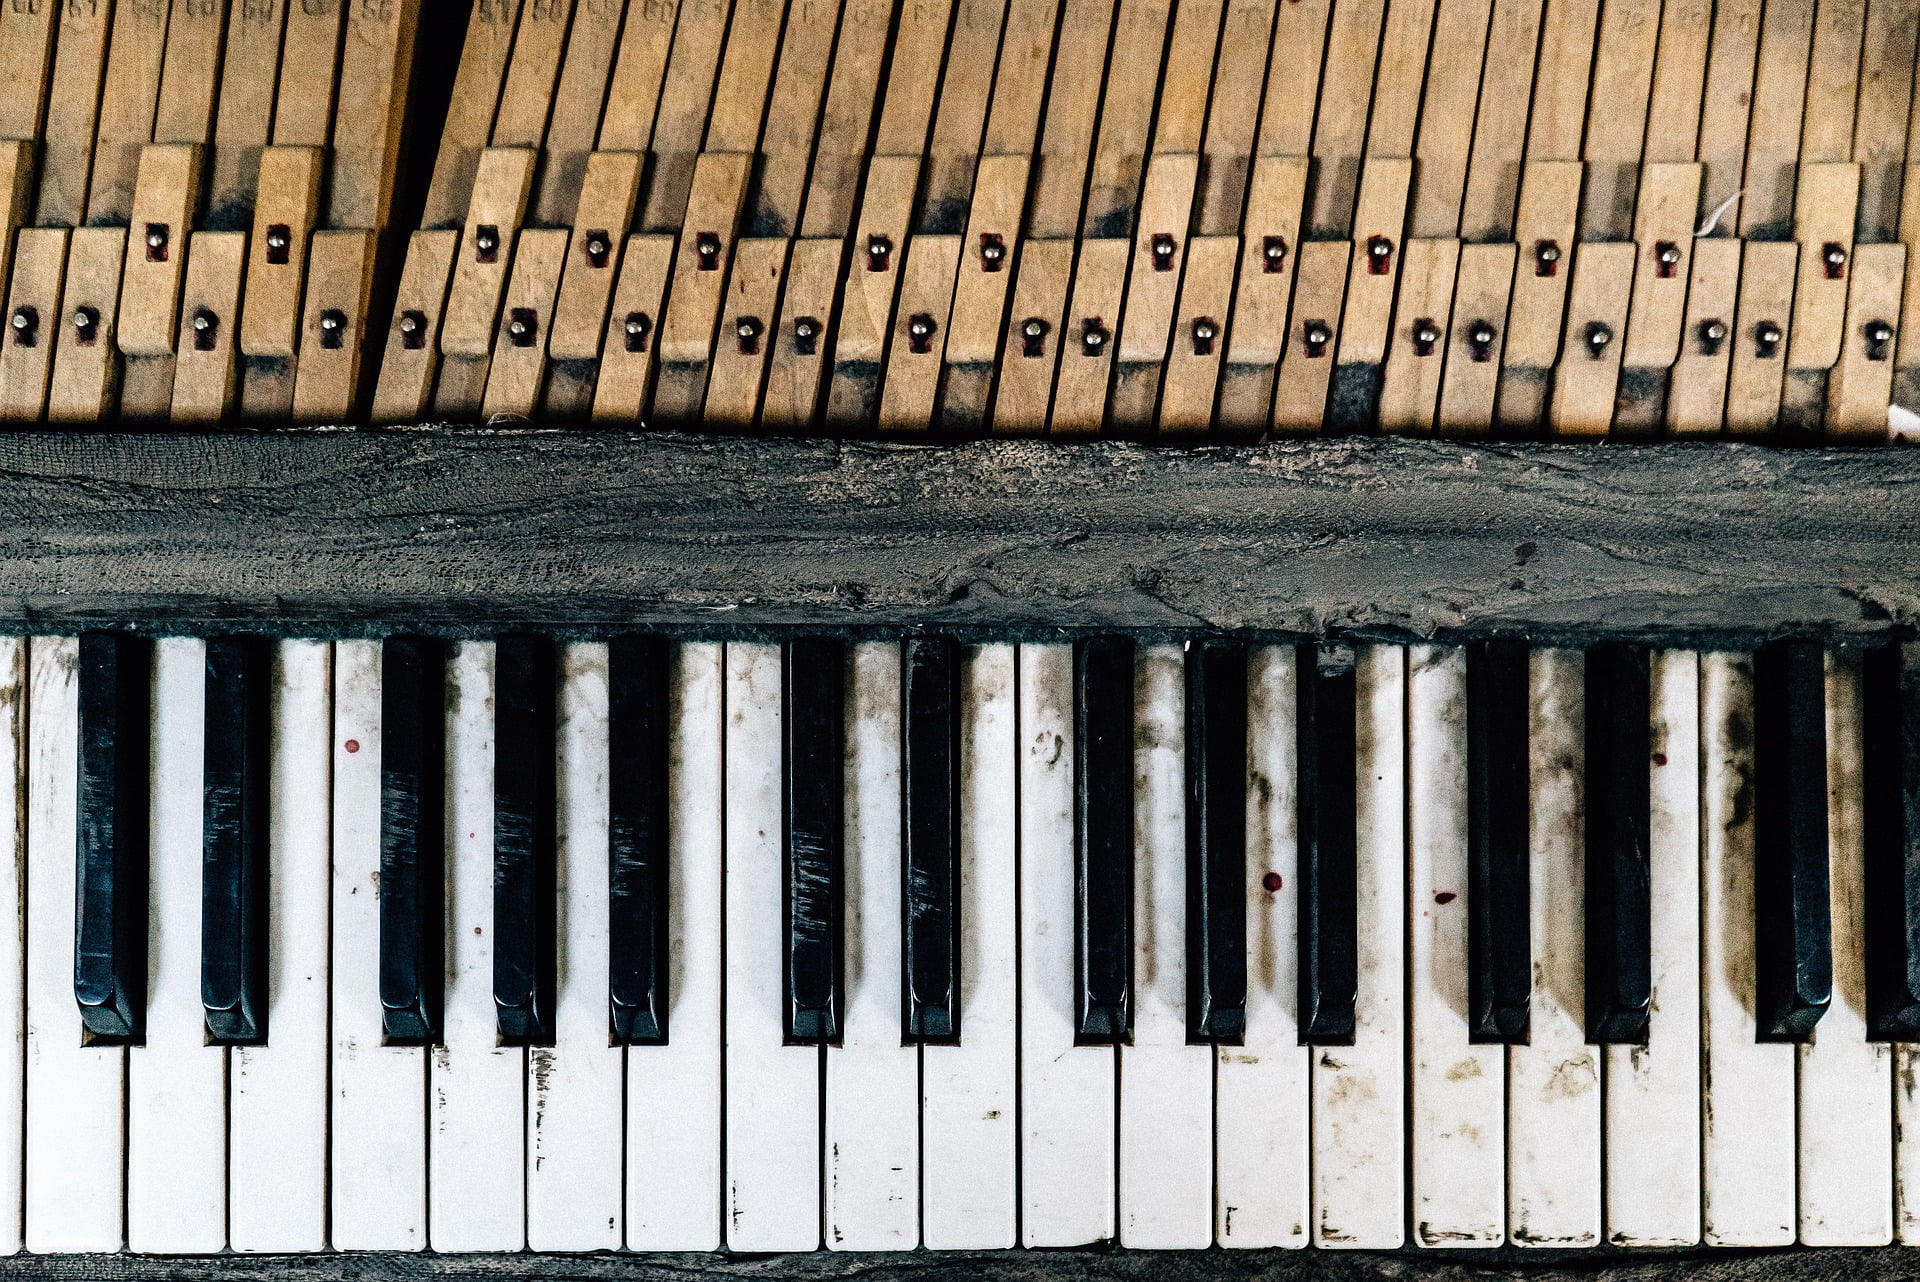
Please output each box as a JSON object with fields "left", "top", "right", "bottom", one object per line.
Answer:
{"left": 0, "top": 640, "right": 23, "bottom": 1256}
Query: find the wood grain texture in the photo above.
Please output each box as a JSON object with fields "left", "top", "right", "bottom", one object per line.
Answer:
{"left": 0, "top": 432, "right": 1909, "bottom": 643}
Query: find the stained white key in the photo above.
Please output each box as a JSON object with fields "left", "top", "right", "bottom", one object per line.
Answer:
{"left": 230, "top": 641, "right": 332, "bottom": 1252}
{"left": 1603, "top": 650, "right": 1702, "bottom": 1247}
{"left": 429, "top": 642, "right": 524, "bottom": 1251}
{"left": 1797, "top": 652, "right": 1892, "bottom": 1245}
{"left": 1701, "top": 651, "right": 1795, "bottom": 1246}
{"left": 1215, "top": 645, "right": 1308, "bottom": 1249}
{"left": 923, "top": 644, "right": 1019, "bottom": 1248}
{"left": 528, "top": 643, "right": 624, "bottom": 1250}
{"left": 0, "top": 639, "right": 23, "bottom": 1255}
{"left": 1311, "top": 644, "right": 1405, "bottom": 1249}
{"left": 128, "top": 639, "right": 225, "bottom": 1253}
{"left": 724, "top": 642, "right": 822, "bottom": 1251}
{"left": 626, "top": 643, "right": 723, "bottom": 1250}
{"left": 330, "top": 640, "right": 427, "bottom": 1250}
{"left": 825, "top": 642, "right": 917, "bottom": 1248}
{"left": 1119, "top": 644, "right": 1210, "bottom": 1247}
{"left": 25, "top": 635, "right": 125, "bottom": 1252}
{"left": 1408, "top": 645, "right": 1503, "bottom": 1246}
{"left": 1507, "top": 648, "right": 1600, "bottom": 1247}
{"left": 1021, "top": 643, "right": 1117, "bottom": 1246}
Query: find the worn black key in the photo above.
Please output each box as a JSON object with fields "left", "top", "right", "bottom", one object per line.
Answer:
{"left": 904, "top": 636, "right": 961, "bottom": 1043}
{"left": 786, "top": 636, "right": 845, "bottom": 1044}
{"left": 380, "top": 635, "right": 446, "bottom": 1045}
{"left": 495, "top": 635, "right": 557, "bottom": 1046}
{"left": 1298, "top": 642, "right": 1357, "bottom": 1045}
{"left": 1187, "top": 639, "right": 1248, "bottom": 1045}
{"left": 609, "top": 634, "right": 671, "bottom": 1044}
{"left": 75, "top": 631, "right": 152, "bottom": 1043}
{"left": 1753, "top": 639, "right": 1832, "bottom": 1041}
{"left": 1584, "top": 642, "right": 1653, "bottom": 1043}
{"left": 202, "top": 636, "right": 272, "bottom": 1044}
{"left": 1866, "top": 643, "right": 1920, "bottom": 1040}
{"left": 1076, "top": 635, "right": 1134, "bottom": 1044}
{"left": 1467, "top": 638, "right": 1530, "bottom": 1044}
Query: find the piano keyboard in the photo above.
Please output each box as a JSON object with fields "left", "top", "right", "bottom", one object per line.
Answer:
{"left": 0, "top": 0, "right": 1918, "bottom": 436}
{"left": 6, "top": 631, "right": 1920, "bottom": 1253}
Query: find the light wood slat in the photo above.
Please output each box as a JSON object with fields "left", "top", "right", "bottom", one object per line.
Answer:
{"left": 1523, "top": 0, "right": 1599, "bottom": 162}
{"left": 1852, "top": 0, "right": 1919, "bottom": 243}
{"left": 1577, "top": 0, "right": 1658, "bottom": 241}
{"left": 796, "top": 0, "right": 897, "bottom": 237}
{"left": 1642, "top": 0, "right": 1711, "bottom": 164}
{"left": 753, "top": 0, "right": 853, "bottom": 235}
{"left": 1196, "top": 0, "right": 1278, "bottom": 235}
{"left": 704, "top": 0, "right": 791, "bottom": 152}
{"left": 636, "top": 0, "right": 734, "bottom": 231}
{"left": 84, "top": 0, "right": 172, "bottom": 224}
{"left": 1547, "top": 240, "right": 1634, "bottom": 435}
{"left": 530, "top": 0, "right": 626, "bottom": 226}
{"left": 867, "top": 0, "right": 954, "bottom": 156}
{"left": 982, "top": 0, "right": 1065, "bottom": 156}
{"left": 420, "top": 0, "right": 524, "bottom": 229}
{"left": 1435, "top": 241, "right": 1515, "bottom": 433}
{"left": 0, "top": 229, "right": 69, "bottom": 423}
{"left": 596, "top": 0, "right": 679, "bottom": 155}
{"left": 1725, "top": 240, "right": 1798, "bottom": 434}
{"left": 167, "top": 230, "right": 246, "bottom": 424}
{"left": 1364, "top": 0, "right": 1437, "bottom": 159}
{"left": 1152, "top": 0, "right": 1227, "bottom": 157}
{"left": 1696, "top": 0, "right": 1761, "bottom": 234}
{"left": 203, "top": 0, "right": 288, "bottom": 231}
{"left": 492, "top": 0, "right": 579, "bottom": 149}
{"left": 1254, "top": 0, "right": 1333, "bottom": 160}
{"left": 919, "top": 0, "right": 1009, "bottom": 232}
{"left": 272, "top": 0, "right": 346, "bottom": 147}
{"left": 0, "top": 0, "right": 61, "bottom": 144}
{"left": 1665, "top": 237, "right": 1742, "bottom": 434}
{"left": 1800, "top": 0, "right": 1866, "bottom": 166}
{"left": 1739, "top": 0, "right": 1815, "bottom": 238}
{"left": 1025, "top": 0, "right": 1117, "bottom": 238}
{"left": 1409, "top": 0, "right": 1493, "bottom": 239}
{"left": 1825, "top": 242, "right": 1905, "bottom": 434}
{"left": 152, "top": 0, "right": 228, "bottom": 146}
{"left": 328, "top": 0, "right": 424, "bottom": 231}
{"left": 1084, "top": 0, "right": 1177, "bottom": 236}
{"left": 1376, "top": 238, "right": 1459, "bottom": 432}
{"left": 1458, "top": 0, "right": 1543, "bottom": 241}
{"left": 34, "top": 0, "right": 115, "bottom": 226}
{"left": 1306, "top": 0, "right": 1385, "bottom": 236}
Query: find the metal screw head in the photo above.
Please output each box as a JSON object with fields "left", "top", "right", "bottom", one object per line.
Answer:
{"left": 1867, "top": 320, "right": 1894, "bottom": 345}
{"left": 1194, "top": 320, "right": 1216, "bottom": 341}
{"left": 909, "top": 317, "right": 933, "bottom": 339}
{"left": 146, "top": 229, "right": 166, "bottom": 249}
{"left": 737, "top": 317, "right": 761, "bottom": 340}
{"left": 9, "top": 310, "right": 26, "bottom": 332}
{"left": 1414, "top": 322, "right": 1440, "bottom": 345}
{"left": 586, "top": 235, "right": 609, "bottom": 257}
{"left": 1658, "top": 244, "right": 1681, "bottom": 265}
{"left": 1369, "top": 238, "right": 1391, "bottom": 259}
{"left": 697, "top": 238, "right": 718, "bottom": 258}
{"left": 321, "top": 312, "right": 343, "bottom": 332}
{"left": 1265, "top": 240, "right": 1285, "bottom": 260}
{"left": 1585, "top": 322, "right": 1612, "bottom": 350}
{"left": 1305, "top": 321, "right": 1332, "bottom": 345}
{"left": 1023, "top": 318, "right": 1045, "bottom": 339}
{"left": 1757, "top": 321, "right": 1783, "bottom": 345}
{"left": 72, "top": 309, "right": 91, "bottom": 330}
{"left": 626, "top": 316, "right": 646, "bottom": 336}
{"left": 193, "top": 311, "right": 212, "bottom": 332}
{"left": 399, "top": 314, "right": 419, "bottom": 334}
{"left": 982, "top": 241, "right": 1004, "bottom": 262}
{"left": 1469, "top": 321, "right": 1494, "bottom": 346}
{"left": 1083, "top": 325, "right": 1106, "bottom": 349}
{"left": 1825, "top": 244, "right": 1847, "bottom": 267}
{"left": 266, "top": 228, "right": 290, "bottom": 251}
{"left": 1704, "top": 320, "right": 1727, "bottom": 342}
{"left": 794, "top": 318, "right": 817, "bottom": 340}
{"left": 1537, "top": 242, "right": 1560, "bottom": 263}
{"left": 507, "top": 317, "right": 527, "bottom": 338}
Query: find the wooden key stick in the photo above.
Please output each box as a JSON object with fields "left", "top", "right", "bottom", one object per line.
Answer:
{"left": 1022, "top": 0, "right": 1119, "bottom": 241}
{"left": 590, "top": 233, "right": 674, "bottom": 423}
{"left": 1271, "top": 240, "right": 1351, "bottom": 434}
{"left": 1498, "top": 158, "right": 1583, "bottom": 428}
{"left": 368, "top": 230, "right": 460, "bottom": 424}
{"left": 702, "top": 237, "right": 788, "bottom": 429}
{"left": 1218, "top": 156, "right": 1309, "bottom": 436}
{"left": 34, "top": 0, "right": 115, "bottom": 227}
{"left": 826, "top": 155, "right": 924, "bottom": 429}
{"left": 0, "top": 0, "right": 63, "bottom": 146}
{"left": 1377, "top": 238, "right": 1461, "bottom": 433}
{"left": 651, "top": 152, "right": 753, "bottom": 423}
{"left": 1740, "top": 0, "right": 1815, "bottom": 238}
{"left": 1436, "top": 241, "right": 1517, "bottom": 436}
{"left": 1852, "top": 0, "right": 1916, "bottom": 244}
{"left": 1789, "top": 162, "right": 1862, "bottom": 370}
{"left": 1158, "top": 235, "right": 1240, "bottom": 437}
{"left": 1578, "top": 0, "right": 1659, "bottom": 242}
{"left": 760, "top": 238, "right": 845, "bottom": 429}
{"left": 531, "top": 0, "right": 626, "bottom": 228}
{"left": 1548, "top": 241, "right": 1636, "bottom": 436}
{"left": 1307, "top": 0, "right": 1387, "bottom": 238}
{"left": 492, "top": 0, "right": 576, "bottom": 151}
{"left": 548, "top": 152, "right": 644, "bottom": 361}
{"left": 1331, "top": 157, "right": 1413, "bottom": 431}
{"left": 47, "top": 227, "right": 127, "bottom": 423}
{"left": 1726, "top": 241, "right": 1798, "bottom": 435}
{"left": 0, "top": 142, "right": 34, "bottom": 305}
{"left": 1899, "top": 164, "right": 1920, "bottom": 382}
{"left": 119, "top": 144, "right": 206, "bottom": 358}
{"left": 273, "top": 0, "right": 347, "bottom": 149}
{"left": 152, "top": 0, "right": 228, "bottom": 148}
{"left": 1458, "top": 0, "right": 1544, "bottom": 241}
{"left": 877, "top": 235, "right": 963, "bottom": 433}
{"left": 239, "top": 146, "right": 324, "bottom": 360}
{"left": 1049, "top": 237, "right": 1130, "bottom": 435}
{"left": 203, "top": 0, "right": 288, "bottom": 230}
{"left": 421, "top": 0, "right": 523, "bottom": 229}
{"left": 991, "top": 238, "right": 1074, "bottom": 434}
{"left": 1083, "top": 0, "right": 1177, "bottom": 236}
{"left": 751, "top": 0, "right": 852, "bottom": 236}
{"left": 479, "top": 228, "right": 569, "bottom": 421}
{"left": 1622, "top": 162, "right": 1704, "bottom": 370}
{"left": 0, "top": 229, "right": 70, "bottom": 423}
{"left": 1112, "top": 153, "right": 1201, "bottom": 430}
{"left": 168, "top": 231, "right": 245, "bottom": 424}
{"left": 594, "top": 0, "right": 677, "bottom": 157}
{"left": 1666, "top": 238, "right": 1743, "bottom": 436}
{"left": 1826, "top": 242, "right": 1905, "bottom": 438}
{"left": 943, "top": 154, "right": 1033, "bottom": 430}
{"left": 635, "top": 0, "right": 743, "bottom": 233}
{"left": 291, "top": 230, "right": 378, "bottom": 424}
{"left": 1197, "top": 0, "right": 1281, "bottom": 237}
{"left": 84, "top": 0, "right": 172, "bottom": 225}
{"left": 1642, "top": 0, "right": 1710, "bottom": 165}
{"left": 439, "top": 146, "right": 539, "bottom": 361}
{"left": 327, "top": 0, "right": 421, "bottom": 233}
{"left": 1411, "top": 0, "right": 1494, "bottom": 240}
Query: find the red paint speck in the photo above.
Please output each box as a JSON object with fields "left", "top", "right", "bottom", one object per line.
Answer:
{"left": 344, "top": 739, "right": 360, "bottom": 753}
{"left": 474, "top": 926, "right": 482, "bottom": 935}
{"left": 1652, "top": 752, "right": 1669, "bottom": 766}
{"left": 1737, "top": 92, "right": 1750, "bottom": 106}
{"left": 1261, "top": 872, "right": 1284, "bottom": 893}
{"left": 1434, "top": 891, "right": 1457, "bottom": 904}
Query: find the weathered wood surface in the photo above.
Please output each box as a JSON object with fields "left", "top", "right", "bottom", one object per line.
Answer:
{"left": 0, "top": 429, "right": 1912, "bottom": 643}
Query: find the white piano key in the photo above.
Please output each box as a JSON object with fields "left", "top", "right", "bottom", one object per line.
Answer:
{"left": 723, "top": 642, "right": 822, "bottom": 1251}
{"left": 826, "top": 642, "right": 917, "bottom": 1249}
{"left": 1701, "top": 651, "right": 1795, "bottom": 1246}
{"left": 1507, "top": 648, "right": 1600, "bottom": 1247}
{"left": 25, "top": 635, "right": 125, "bottom": 1253}
{"left": 1603, "top": 650, "right": 1702, "bottom": 1247}
{"left": 1215, "top": 645, "right": 1308, "bottom": 1249}
{"left": 1904, "top": 1043, "right": 1920, "bottom": 1241}
{"left": 128, "top": 639, "right": 225, "bottom": 1253}
{"left": 0, "top": 639, "right": 22, "bottom": 1255}
{"left": 429, "top": 642, "right": 525, "bottom": 1252}
{"left": 1797, "top": 652, "right": 1892, "bottom": 1245}
{"left": 528, "top": 643, "right": 625, "bottom": 1250}
{"left": 1020, "top": 643, "right": 1116, "bottom": 1247}
{"left": 230, "top": 641, "right": 332, "bottom": 1252}
{"left": 626, "top": 642, "right": 723, "bottom": 1250}
{"left": 922, "top": 644, "right": 1018, "bottom": 1249}
{"left": 329, "top": 639, "right": 427, "bottom": 1251}
{"left": 1311, "top": 644, "right": 1405, "bottom": 1249}
{"left": 1119, "top": 644, "right": 1210, "bottom": 1248}
{"left": 1408, "top": 645, "right": 1504, "bottom": 1247}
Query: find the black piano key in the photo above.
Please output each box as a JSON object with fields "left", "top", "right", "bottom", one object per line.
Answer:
{"left": 494, "top": 635, "right": 558, "bottom": 1046}
{"left": 903, "top": 636, "right": 961, "bottom": 1043}
{"left": 785, "top": 636, "right": 845, "bottom": 1044}
{"left": 1753, "top": 638, "right": 1832, "bottom": 1041}
{"left": 1297, "top": 642, "right": 1357, "bottom": 1045}
{"left": 609, "top": 634, "right": 671, "bottom": 1044}
{"left": 1467, "top": 638, "right": 1531, "bottom": 1044}
{"left": 1075, "top": 635, "right": 1134, "bottom": 1044}
{"left": 379, "top": 635, "right": 446, "bottom": 1045}
{"left": 75, "top": 631, "right": 152, "bottom": 1043}
{"left": 1187, "top": 638, "right": 1248, "bottom": 1045}
{"left": 1584, "top": 641, "right": 1653, "bottom": 1044}
{"left": 1867, "top": 643, "right": 1920, "bottom": 1040}
{"left": 202, "top": 635, "right": 272, "bottom": 1044}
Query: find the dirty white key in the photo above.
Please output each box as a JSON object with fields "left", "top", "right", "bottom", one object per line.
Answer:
{"left": 1797, "top": 652, "right": 1891, "bottom": 1246}
{"left": 0, "top": 640, "right": 22, "bottom": 1255}
{"left": 128, "top": 639, "right": 224, "bottom": 1253}
{"left": 330, "top": 640, "right": 427, "bottom": 1250}
{"left": 826, "top": 643, "right": 917, "bottom": 1249}
{"left": 1021, "top": 643, "right": 1117, "bottom": 1246}
{"left": 25, "top": 635, "right": 124, "bottom": 1253}
{"left": 1311, "top": 644, "right": 1405, "bottom": 1249}
{"left": 230, "top": 641, "right": 332, "bottom": 1252}
{"left": 1215, "top": 645, "right": 1308, "bottom": 1249}
{"left": 430, "top": 642, "right": 524, "bottom": 1251}
{"left": 724, "top": 643, "right": 822, "bottom": 1251}
{"left": 1508, "top": 648, "right": 1600, "bottom": 1247}
{"left": 1603, "top": 650, "right": 1701, "bottom": 1247}
{"left": 626, "top": 643, "right": 723, "bottom": 1250}
{"left": 1119, "top": 644, "right": 1210, "bottom": 1248}
{"left": 922, "top": 644, "right": 1019, "bottom": 1249}
{"left": 1408, "top": 645, "right": 1503, "bottom": 1246}
{"left": 529, "top": 643, "right": 624, "bottom": 1250}
{"left": 1701, "top": 652, "right": 1795, "bottom": 1246}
